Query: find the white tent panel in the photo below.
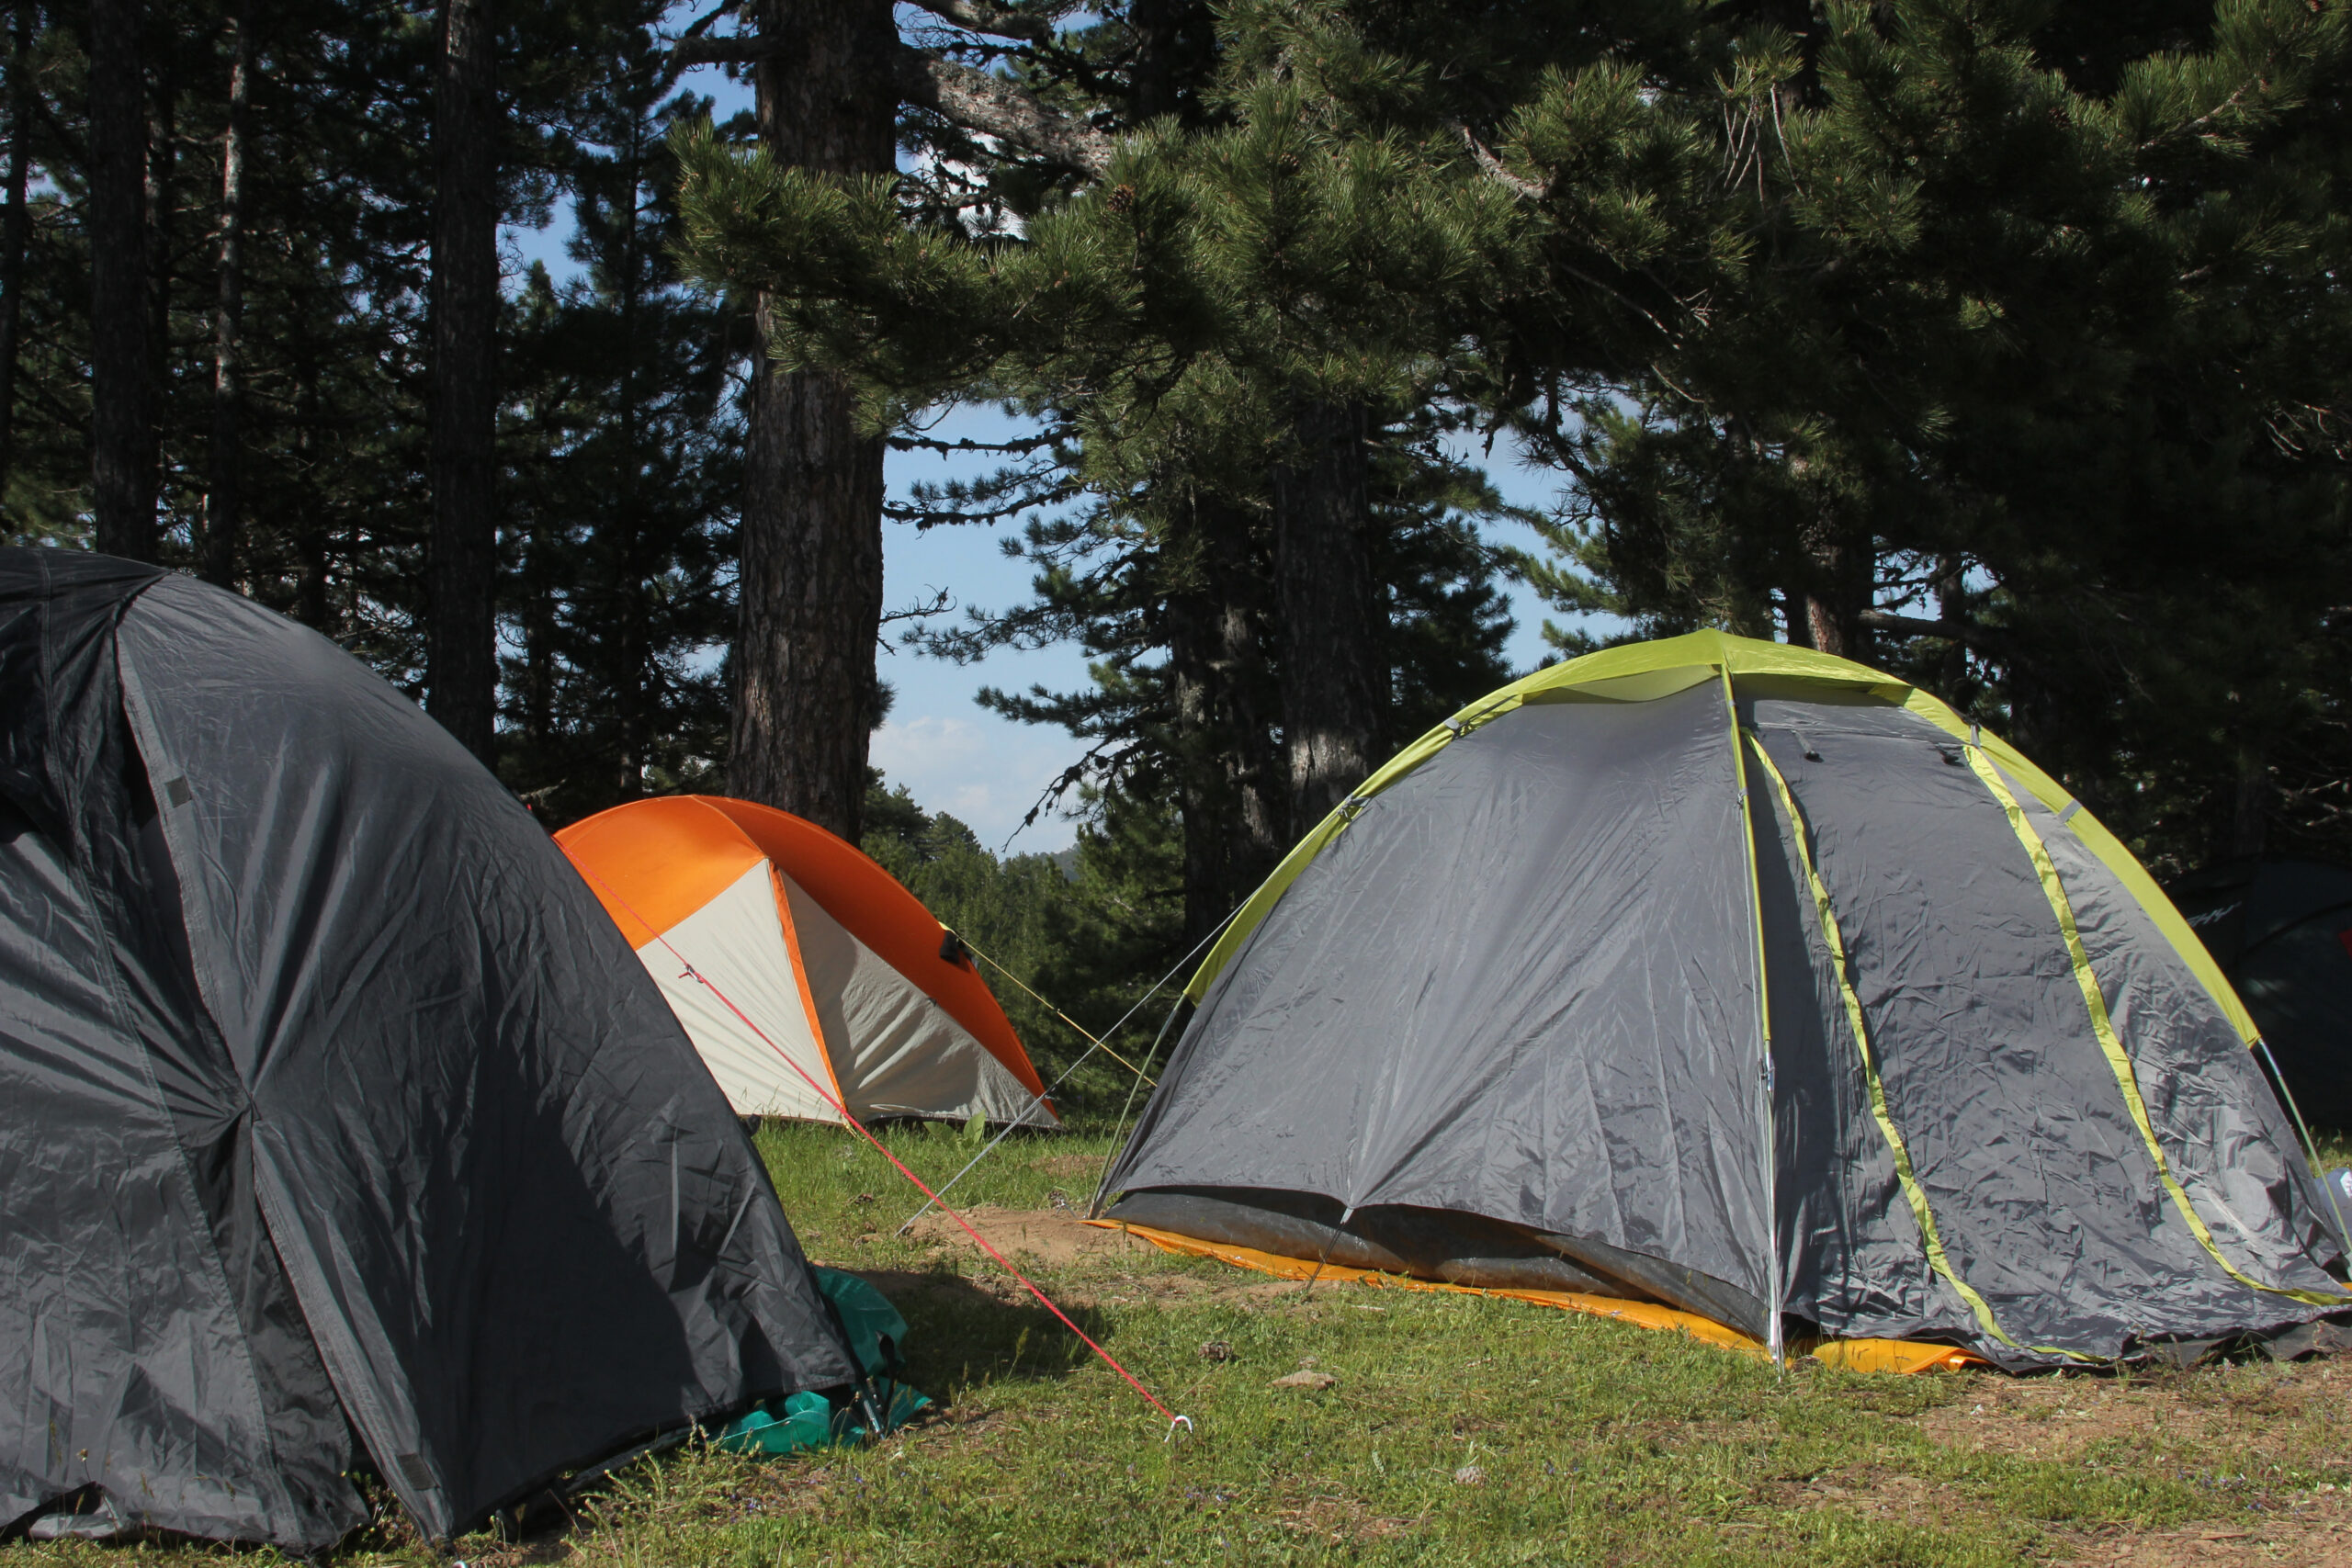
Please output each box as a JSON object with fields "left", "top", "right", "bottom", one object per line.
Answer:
{"left": 637, "top": 861, "right": 841, "bottom": 1122}
{"left": 778, "top": 874, "right": 1045, "bottom": 1124}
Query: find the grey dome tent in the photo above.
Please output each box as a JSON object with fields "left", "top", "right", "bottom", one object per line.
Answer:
{"left": 2171, "top": 859, "right": 2352, "bottom": 1133}
{"left": 1098, "top": 632, "right": 2352, "bottom": 1369}
{"left": 0, "top": 551, "right": 855, "bottom": 1549}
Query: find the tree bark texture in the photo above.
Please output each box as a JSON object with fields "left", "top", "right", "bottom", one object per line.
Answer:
{"left": 1167, "top": 494, "right": 1282, "bottom": 945}
{"left": 89, "top": 0, "right": 156, "bottom": 558}
{"left": 613, "top": 118, "right": 648, "bottom": 801}
{"left": 2231, "top": 741, "right": 2269, "bottom": 861}
{"left": 0, "top": 0, "right": 34, "bottom": 504}
{"left": 203, "top": 4, "right": 249, "bottom": 587}
{"left": 290, "top": 355, "right": 332, "bottom": 630}
{"left": 144, "top": 63, "right": 173, "bottom": 476}
{"left": 732, "top": 0, "right": 895, "bottom": 842}
{"left": 428, "top": 0, "right": 500, "bottom": 765}
{"left": 1802, "top": 525, "right": 1871, "bottom": 663}
{"left": 1272, "top": 400, "right": 1384, "bottom": 829}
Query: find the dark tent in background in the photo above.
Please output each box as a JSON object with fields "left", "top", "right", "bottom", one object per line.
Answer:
{"left": 1096, "top": 632, "right": 2352, "bottom": 1371}
{"left": 0, "top": 551, "right": 856, "bottom": 1549}
{"left": 2171, "top": 859, "right": 2352, "bottom": 1134}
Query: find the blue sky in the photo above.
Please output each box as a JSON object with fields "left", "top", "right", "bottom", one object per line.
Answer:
{"left": 865, "top": 408, "right": 1580, "bottom": 851}
{"left": 512, "top": 42, "right": 1593, "bottom": 852}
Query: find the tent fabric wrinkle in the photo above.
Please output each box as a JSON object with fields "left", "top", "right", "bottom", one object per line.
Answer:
{"left": 1110, "top": 682, "right": 1774, "bottom": 1325}
{"left": 776, "top": 874, "right": 1035, "bottom": 1123}
{"left": 1996, "top": 770, "right": 2350, "bottom": 1294}
{"left": 1107, "top": 630, "right": 2351, "bottom": 1370}
{"left": 1745, "top": 732, "right": 2012, "bottom": 1351}
{"left": 2, "top": 551, "right": 857, "bottom": 1550}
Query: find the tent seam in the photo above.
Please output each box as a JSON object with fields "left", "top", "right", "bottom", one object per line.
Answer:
{"left": 1745, "top": 733, "right": 2041, "bottom": 1355}
{"left": 1962, "top": 745, "right": 2352, "bottom": 1310}
{"left": 106, "top": 596, "right": 325, "bottom": 1537}
{"left": 768, "top": 866, "right": 854, "bottom": 1119}
{"left": 1722, "top": 671, "right": 1784, "bottom": 1364}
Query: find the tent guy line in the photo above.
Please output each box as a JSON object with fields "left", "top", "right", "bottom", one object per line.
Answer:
{"left": 960, "top": 933, "right": 1162, "bottom": 1088}
{"left": 899, "top": 908, "right": 1245, "bottom": 1235}
{"left": 557, "top": 844, "right": 1193, "bottom": 1438}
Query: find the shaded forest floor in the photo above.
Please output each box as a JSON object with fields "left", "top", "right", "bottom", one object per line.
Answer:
{"left": 9, "top": 1122, "right": 2352, "bottom": 1567}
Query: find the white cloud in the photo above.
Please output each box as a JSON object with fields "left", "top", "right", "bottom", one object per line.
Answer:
{"left": 869, "top": 713, "right": 1085, "bottom": 852}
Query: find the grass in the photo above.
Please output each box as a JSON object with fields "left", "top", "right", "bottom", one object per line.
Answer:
{"left": 9, "top": 1122, "right": 2352, "bottom": 1567}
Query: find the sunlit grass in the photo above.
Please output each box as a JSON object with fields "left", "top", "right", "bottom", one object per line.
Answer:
{"left": 8, "top": 1118, "right": 2349, "bottom": 1566}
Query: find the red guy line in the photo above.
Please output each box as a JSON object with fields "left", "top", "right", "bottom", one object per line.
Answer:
{"left": 560, "top": 845, "right": 1189, "bottom": 1436}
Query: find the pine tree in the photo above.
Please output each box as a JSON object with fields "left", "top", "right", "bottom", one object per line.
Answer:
{"left": 670, "top": 0, "right": 1120, "bottom": 844}
{"left": 495, "top": 53, "right": 744, "bottom": 827}
{"left": 1515, "top": 0, "right": 2352, "bottom": 870}
{"left": 675, "top": 0, "right": 1730, "bottom": 932}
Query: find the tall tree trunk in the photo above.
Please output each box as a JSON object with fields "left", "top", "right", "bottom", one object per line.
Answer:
{"left": 1802, "top": 525, "right": 1870, "bottom": 662}
{"left": 202, "top": 2, "right": 248, "bottom": 586}
{"left": 1804, "top": 587, "right": 1847, "bottom": 658}
{"left": 1168, "top": 492, "right": 1281, "bottom": 944}
{"left": 1931, "top": 552, "right": 1967, "bottom": 695}
{"left": 731, "top": 0, "right": 894, "bottom": 841}
{"left": 0, "top": 0, "right": 34, "bottom": 506}
{"left": 428, "top": 0, "right": 499, "bottom": 765}
{"left": 89, "top": 0, "right": 155, "bottom": 558}
{"left": 2231, "top": 740, "right": 2269, "bottom": 861}
{"left": 1126, "top": 0, "right": 1211, "bottom": 126}
{"left": 289, "top": 351, "right": 333, "bottom": 630}
{"left": 145, "top": 63, "right": 173, "bottom": 499}
{"left": 614, "top": 115, "right": 647, "bottom": 802}
{"left": 1272, "top": 400, "right": 1383, "bottom": 830}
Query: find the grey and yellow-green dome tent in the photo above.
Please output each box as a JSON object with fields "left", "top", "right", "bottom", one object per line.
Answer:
{"left": 1096, "top": 631, "right": 2352, "bottom": 1370}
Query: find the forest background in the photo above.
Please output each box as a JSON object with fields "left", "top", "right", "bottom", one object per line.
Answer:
{"left": 6, "top": 0, "right": 2351, "bottom": 1111}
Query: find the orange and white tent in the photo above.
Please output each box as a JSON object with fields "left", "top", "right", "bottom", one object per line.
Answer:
{"left": 556, "top": 795, "right": 1056, "bottom": 1127}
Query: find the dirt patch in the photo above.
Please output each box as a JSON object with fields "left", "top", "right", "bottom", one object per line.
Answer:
{"left": 883, "top": 1205, "right": 1323, "bottom": 1310}
{"left": 901, "top": 1204, "right": 1157, "bottom": 1268}
{"left": 1748, "top": 1462, "right": 2352, "bottom": 1565}
{"left": 1912, "top": 1359, "right": 2352, "bottom": 1467}
{"left": 2043, "top": 1511, "right": 2352, "bottom": 1566}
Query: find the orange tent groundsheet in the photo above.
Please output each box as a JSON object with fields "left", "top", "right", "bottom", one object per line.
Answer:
{"left": 558, "top": 795, "right": 1053, "bottom": 1126}
{"left": 1086, "top": 1219, "right": 1981, "bottom": 1376}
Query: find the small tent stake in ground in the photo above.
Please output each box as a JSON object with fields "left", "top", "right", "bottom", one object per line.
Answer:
{"left": 0, "top": 552, "right": 857, "bottom": 1549}
{"left": 557, "top": 795, "right": 1056, "bottom": 1128}
{"left": 1099, "top": 631, "right": 2352, "bottom": 1369}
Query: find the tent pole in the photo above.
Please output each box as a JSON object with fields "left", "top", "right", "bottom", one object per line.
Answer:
{"left": 2256, "top": 1036, "right": 2352, "bottom": 1250}
{"left": 1721, "top": 663, "right": 1785, "bottom": 1369}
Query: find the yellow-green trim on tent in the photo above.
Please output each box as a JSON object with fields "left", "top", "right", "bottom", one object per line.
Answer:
{"left": 1186, "top": 629, "right": 2258, "bottom": 1053}
{"left": 1720, "top": 669, "right": 1784, "bottom": 1362}
{"left": 1901, "top": 694, "right": 2257, "bottom": 1046}
{"left": 1963, "top": 747, "right": 2352, "bottom": 1310}
{"left": 1745, "top": 734, "right": 2030, "bottom": 1350}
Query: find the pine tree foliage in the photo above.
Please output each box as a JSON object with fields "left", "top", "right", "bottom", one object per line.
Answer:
{"left": 1516, "top": 0, "right": 2352, "bottom": 870}
{"left": 498, "top": 61, "right": 746, "bottom": 826}
{"left": 6, "top": 0, "right": 2350, "bottom": 929}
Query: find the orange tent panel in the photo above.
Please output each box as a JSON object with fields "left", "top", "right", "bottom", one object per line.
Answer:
{"left": 556, "top": 796, "right": 1047, "bottom": 1104}
{"left": 693, "top": 797, "right": 1047, "bottom": 1101}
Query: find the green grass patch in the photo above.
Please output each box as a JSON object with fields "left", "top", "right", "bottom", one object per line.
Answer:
{"left": 6, "top": 1121, "right": 2347, "bottom": 1566}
